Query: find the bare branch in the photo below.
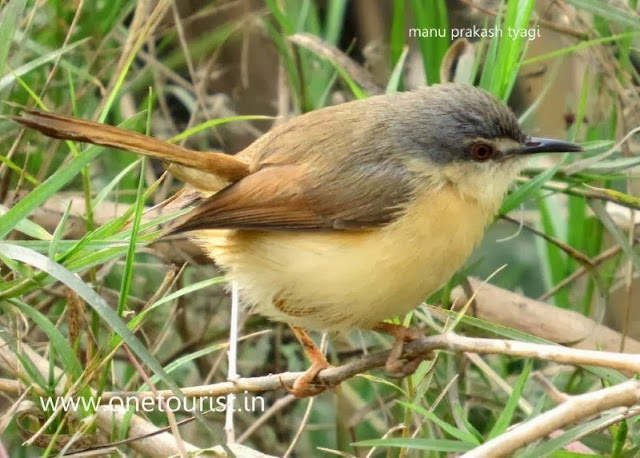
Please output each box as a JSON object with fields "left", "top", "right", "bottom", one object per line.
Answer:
{"left": 451, "top": 278, "right": 640, "bottom": 353}
{"left": 462, "top": 380, "right": 640, "bottom": 458}
{"left": 103, "top": 332, "right": 640, "bottom": 400}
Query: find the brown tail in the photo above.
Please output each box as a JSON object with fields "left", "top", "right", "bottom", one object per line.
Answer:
{"left": 12, "top": 110, "right": 250, "bottom": 183}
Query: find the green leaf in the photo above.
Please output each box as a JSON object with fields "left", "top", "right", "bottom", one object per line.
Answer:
{"left": 0, "top": 204, "right": 52, "bottom": 241}
{"left": 565, "top": 0, "right": 640, "bottom": 29}
{"left": 8, "top": 300, "right": 83, "bottom": 380}
{"left": 397, "top": 401, "right": 480, "bottom": 444}
{"left": 0, "top": 0, "right": 26, "bottom": 81}
{"left": 389, "top": 0, "right": 405, "bottom": 68}
{"left": 92, "top": 159, "right": 142, "bottom": 209}
{"left": 386, "top": 46, "right": 409, "bottom": 94}
{"left": 480, "top": 0, "right": 536, "bottom": 100}
{"left": 116, "top": 157, "right": 147, "bottom": 316}
{"left": 0, "top": 243, "right": 184, "bottom": 396}
{"left": 410, "top": 0, "right": 449, "bottom": 84}
{"left": 519, "top": 410, "right": 623, "bottom": 458}
{"left": 501, "top": 165, "right": 560, "bottom": 214}
{"left": 0, "top": 115, "right": 145, "bottom": 240}
{"left": 140, "top": 341, "right": 229, "bottom": 390}
{"left": 524, "top": 31, "right": 640, "bottom": 66}
{"left": 170, "top": 115, "right": 275, "bottom": 144}
{"left": 324, "top": 0, "right": 347, "bottom": 45}
{"left": 0, "top": 39, "right": 87, "bottom": 91}
{"left": 353, "top": 438, "right": 474, "bottom": 452}
{"left": 488, "top": 359, "right": 533, "bottom": 439}
{"left": 48, "top": 202, "right": 72, "bottom": 259}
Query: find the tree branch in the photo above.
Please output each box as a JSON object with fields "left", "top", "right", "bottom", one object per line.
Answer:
{"left": 450, "top": 277, "right": 640, "bottom": 353}
{"left": 462, "top": 380, "right": 640, "bottom": 458}
{"left": 102, "top": 332, "right": 640, "bottom": 400}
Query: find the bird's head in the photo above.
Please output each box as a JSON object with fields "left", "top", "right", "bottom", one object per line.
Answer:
{"left": 393, "top": 84, "right": 583, "bottom": 211}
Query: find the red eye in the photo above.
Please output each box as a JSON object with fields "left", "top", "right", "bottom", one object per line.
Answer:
{"left": 471, "top": 143, "right": 495, "bottom": 161}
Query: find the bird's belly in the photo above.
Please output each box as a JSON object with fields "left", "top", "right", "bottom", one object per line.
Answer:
{"left": 192, "top": 185, "right": 493, "bottom": 331}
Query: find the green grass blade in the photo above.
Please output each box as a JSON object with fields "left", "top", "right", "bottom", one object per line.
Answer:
{"left": 501, "top": 164, "right": 561, "bottom": 214}
{"left": 48, "top": 202, "right": 72, "bottom": 259}
{"left": 566, "top": 0, "right": 640, "bottom": 28}
{"left": 0, "top": 39, "right": 88, "bottom": 91}
{"left": 397, "top": 401, "right": 480, "bottom": 444}
{"left": 9, "top": 299, "right": 83, "bottom": 380}
{"left": 386, "top": 46, "right": 409, "bottom": 94}
{"left": 488, "top": 359, "right": 533, "bottom": 439}
{"left": 0, "top": 204, "right": 52, "bottom": 241}
{"left": 0, "top": 115, "right": 144, "bottom": 240}
{"left": 410, "top": 0, "right": 449, "bottom": 84}
{"left": 116, "top": 157, "right": 147, "bottom": 316}
{"left": 92, "top": 159, "right": 142, "bottom": 209}
{"left": 324, "top": 0, "right": 347, "bottom": 45}
{"left": 353, "top": 438, "right": 473, "bottom": 452}
{"left": 390, "top": 0, "right": 405, "bottom": 68}
{"left": 0, "top": 243, "right": 183, "bottom": 395}
{"left": 0, "top": 0, "right": 26, "bottom": 82}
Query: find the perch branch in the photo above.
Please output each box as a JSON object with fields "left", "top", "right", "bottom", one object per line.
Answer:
{"left": 102, "top": 332, "right": 640, "bottom": 400}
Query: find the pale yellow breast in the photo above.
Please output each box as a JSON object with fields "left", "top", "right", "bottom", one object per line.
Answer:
{"left": 192, "top": 183, "right": 495, "bottom": 332}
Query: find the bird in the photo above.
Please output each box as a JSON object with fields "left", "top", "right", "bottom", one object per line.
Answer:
{"left": 12, "top": 83, "right": 583, "bottom": 396}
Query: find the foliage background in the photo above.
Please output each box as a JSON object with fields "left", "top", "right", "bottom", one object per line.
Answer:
{"left": 0, "top": 0, "right": 639, "bottom": 456}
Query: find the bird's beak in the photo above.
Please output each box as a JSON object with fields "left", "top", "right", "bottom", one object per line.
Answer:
{"left": 516, "top": 137, "right": 584, "bottom": 154}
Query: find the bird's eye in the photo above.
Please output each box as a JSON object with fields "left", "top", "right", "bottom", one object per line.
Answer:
{"left": 471, "top": 142, "right": 495, "bottom": 161}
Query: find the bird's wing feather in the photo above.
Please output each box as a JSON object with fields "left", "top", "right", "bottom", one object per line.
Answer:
{"left": 169, "top": 162, "right": 416, "bottom": 232}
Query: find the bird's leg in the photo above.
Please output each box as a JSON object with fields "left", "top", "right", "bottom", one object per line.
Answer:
{"left": 287, "top": 326, "right": 333, "bottom": 397}
{"left": 372, "top": 322, "right": 431, "bottom": 375}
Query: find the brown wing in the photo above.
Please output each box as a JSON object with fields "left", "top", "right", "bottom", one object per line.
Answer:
{"left": 169, "top": 161, "right": 416, "bottom": 233}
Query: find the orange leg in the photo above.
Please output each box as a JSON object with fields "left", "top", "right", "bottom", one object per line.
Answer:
{"left": 288, "top": 326, "right": 333, "bottom": 397}
{"left": 372, "top": 322, "right": 430, "bottom": 375}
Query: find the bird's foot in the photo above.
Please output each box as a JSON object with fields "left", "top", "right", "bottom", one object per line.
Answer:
{"left": 284, "top": 326, "right": 337, "bottom": 397}
{"left": 285, "top": 359, "right": 333, "bottom": 397}
{"left": 372, "top": 322, "right": 433, "bottom": 376}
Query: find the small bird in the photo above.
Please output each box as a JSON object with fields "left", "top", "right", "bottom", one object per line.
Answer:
{"left": 13, "top": 83, "right": 583, "bottom": 396}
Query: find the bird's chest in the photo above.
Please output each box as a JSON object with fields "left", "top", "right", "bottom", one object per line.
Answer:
{"left": 353, "top": 185, "right": 493, "bottom": 318}
{"left": 195, "top": 184, "right": 495, "bottom": 331}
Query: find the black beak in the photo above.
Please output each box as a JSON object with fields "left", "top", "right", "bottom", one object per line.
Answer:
{"left": 517, "top": 137, "right": 584, "bottom": 154}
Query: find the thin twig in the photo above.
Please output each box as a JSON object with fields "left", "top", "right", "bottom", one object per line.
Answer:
{"left": 283, "top": 396, "right": 315, "bottom": 458}
{"left": 237, "top": 395, "right": 297, "bottom": 443}
{"left": 532, "top": 372, "right": 571, "bottom": 404}
{"left": 122, "top": 345, "right": 187, "bottom": 457}
{"left": 538, "top": 243, "right": 626, "bottom": 301}
{"left": 563, "top": 126, "right": 640, "bottom": 175}
{"left": 288, "top": 33, "right": 382, "bottom": 94}
{"left": 225, "top": 281, "right": 241, "bottom": 443}
{"left": 526, "top": 179, "right": 640, "bottom": 211}
{"left": 500, "top": 214, "right": 594, "bottom": 267}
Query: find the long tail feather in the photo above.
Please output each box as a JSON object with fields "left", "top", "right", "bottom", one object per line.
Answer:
{"left": 12, "top": 110, "right": 250, "bottom": 183}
